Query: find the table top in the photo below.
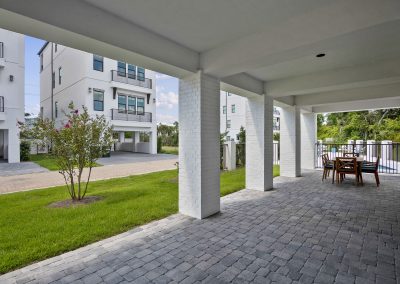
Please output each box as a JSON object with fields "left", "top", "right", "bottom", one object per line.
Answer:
{"left": 330, "top": 157, "right": 364, "bottom": 163}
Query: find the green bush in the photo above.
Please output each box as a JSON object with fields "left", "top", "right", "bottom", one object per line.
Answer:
{"left": 20, "top": 141, "right": 31, "bottom": 161}
{"left": 157, "top": 136, "right": 162, "bottom": 153}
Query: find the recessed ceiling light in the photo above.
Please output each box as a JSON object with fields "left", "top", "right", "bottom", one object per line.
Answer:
{"left": 316, "top": 53, "right": 326, "bottom": 58}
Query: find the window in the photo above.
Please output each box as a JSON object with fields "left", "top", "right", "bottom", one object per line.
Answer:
{"left": 40, "top": 107, "right": 44, "bottom": 119}
{"left": 137, "top": 67, "right": 145, "bottom": 81}
{"left": 58, "top": 67, "right": 62, "bottom": 85}
{"left": 54, "top": 44, "right": 58, "bottom": 52}
{"left": 93, "top": 55, "right": 103, "bottom": 72}
{"left": 222, "top": 106, "right": 226, "bottom": 114}
{"left": 137, "top": 97, "right": 145, "bottom": 114}
{"left": 40, "top": 54, "right": 43, "bottom": 72}
{"left": 52, "top": 72, "right": 55, "bottom": 89}
{"left": 117, "top": 61, "right": 126, "bottom": 76}
{"left": 93, "top": 89, "right": 104, "bottom": 111}
{"left": 227, "top": 120, "right": 231, "bottom": 128}
{"left": 231, "top": 104, "right": 236, "bottom": 113}
{"left": 55, "top": 102, "right": 58, "bottom": 118}
{"left": 226, "top": 136, "right": 230, "bottom": 141}
{"left": 118, "top": 94, "right": 126, "bottom": 112}
{"left": 128, "top": 96, "right": 136, "bottom": 113}
{"left": 128, "top": 64, "right": 136, "bottom": 79}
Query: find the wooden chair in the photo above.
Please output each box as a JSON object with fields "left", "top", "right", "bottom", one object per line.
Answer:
{"left": 322, "top": 154, "right": 334, "bottom": 181}
{"left": 361, "top": 156, "right": 380, "bottom": 187}
{"left": 335, "top": 157, "right": 361, "bottom": 185}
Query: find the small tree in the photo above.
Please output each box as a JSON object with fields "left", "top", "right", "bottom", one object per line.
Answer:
{"left": 26, "top": 103, "right": 113, "bottom": 200}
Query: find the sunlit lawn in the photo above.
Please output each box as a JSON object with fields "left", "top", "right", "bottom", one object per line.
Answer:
{"left": 29, "top": 154, "right": 101, "bottom": 171}
{"left": 0, "top": 166, "right": 279, "bottom": 274}
{"left": 160, "top": 146, "right": 179, "bottom": 155}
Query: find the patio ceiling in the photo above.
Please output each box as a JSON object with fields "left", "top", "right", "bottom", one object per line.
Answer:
{"left": 0, "top": 0, "right": 400, "bottom": 109}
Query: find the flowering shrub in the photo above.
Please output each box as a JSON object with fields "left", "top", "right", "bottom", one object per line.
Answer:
{"left": 22, "top": 103, "right": 113, "bottom": 200}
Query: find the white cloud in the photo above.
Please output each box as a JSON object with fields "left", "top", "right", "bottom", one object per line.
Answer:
{"left": 156, "top": 113, "right": 178, "bottom": 124}
{"left": 156, "top": 91, "right": 178, "bottom": 109}
{"left": 25, "top": 103, "right": 40, "bottom": 116}
{"left": 155, "top": 73, "right": 173, "bottom": 80}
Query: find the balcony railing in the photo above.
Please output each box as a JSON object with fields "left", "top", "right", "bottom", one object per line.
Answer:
{"left": 111, "top": 109, "right": 152, "bottom": 122}
{"left": 111, "top": 70, "right": 152, "bottom": 89}
{"left": 0, "top": 42, "right": 3, "bottom": 58}
{"left": 0, "top": 96, "right": 4, "bottom": 112}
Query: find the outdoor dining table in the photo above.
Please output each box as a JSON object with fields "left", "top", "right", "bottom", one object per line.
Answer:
{"left": 331, "top": 156, "right": 365, "bottom": 185}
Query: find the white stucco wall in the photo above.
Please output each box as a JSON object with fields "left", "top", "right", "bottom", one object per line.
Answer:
{"left": 0, "top": 28, "right": 24, "bottom": 163}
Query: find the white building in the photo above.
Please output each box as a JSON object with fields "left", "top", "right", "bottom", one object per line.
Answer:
{"left": 38, "top": 43, "right": 157, "bottom": 154}
{"left": 220, "top": 92, "right": 280, "bottom": 141}
{"left": 0, "top": 28, "right": 24, "bottom": 163}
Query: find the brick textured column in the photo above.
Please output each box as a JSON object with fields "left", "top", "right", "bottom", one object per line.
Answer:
{"left": 245, "top": 94, "right": 274, "bottom": 191}
{"left": 179, "top": 71, "right": 220, "bottom": 219}
{"left": 280, "top": 106, "right": 301, "bottom": 177}
{"left": 301, "top": 112, "right": 316, "bottom": 170}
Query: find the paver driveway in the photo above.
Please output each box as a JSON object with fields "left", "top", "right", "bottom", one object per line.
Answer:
{"left": 1, "top": 171, "right": 399, "bottom": 283}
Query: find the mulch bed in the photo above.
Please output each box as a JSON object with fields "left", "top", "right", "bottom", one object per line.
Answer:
{"left": 48, "top": 196, "right": 102, "bottom": 208}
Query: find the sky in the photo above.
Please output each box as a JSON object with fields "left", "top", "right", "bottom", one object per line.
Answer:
{"left": 24, "top": 36, "right": 179, "bottom": 124}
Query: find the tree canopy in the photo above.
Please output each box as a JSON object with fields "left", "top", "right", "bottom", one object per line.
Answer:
{"left": 317, "top": 109, "right": 400, "bottom": 143}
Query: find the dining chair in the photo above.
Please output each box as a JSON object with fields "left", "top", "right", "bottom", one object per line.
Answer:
{"left": 361, "top": 156, "right": 380, "bottom": 187}
{"left": 335, "top": 157, "right": 361, "bottom": 185}
{"left": 322, "top": 154, "right": 334, "bottom": 181}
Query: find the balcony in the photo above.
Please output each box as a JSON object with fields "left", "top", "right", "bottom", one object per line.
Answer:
{"left": 0, "top": 42, "right": 4, "bottom": 68}
{"left": 111, "top": 70, "right": 152, "bottom": 89}
{"left": 111, "top": 109, "right": 152, "bottom": 123}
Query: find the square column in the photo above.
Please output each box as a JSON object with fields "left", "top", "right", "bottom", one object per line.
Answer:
{"left": 245, "top": 94, "right": 274, "bottom": 191}
{"left": 280, "top": 106, "right": 301, "bottom": 177}
{"left": 300, "top": 112, "right": 316, "bottom": 170}
{"left": 7, "top": 128, "right": 20, "bottom": 163}
{"left": 179, "top": 71, "right": 220, "bottom": 219}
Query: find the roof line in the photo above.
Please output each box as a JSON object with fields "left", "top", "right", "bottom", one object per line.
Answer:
{"left": 37, "top": 41, "right": 49, "bottom": 55}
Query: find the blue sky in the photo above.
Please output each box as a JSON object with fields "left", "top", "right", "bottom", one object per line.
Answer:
{"left": 24, "top": 36, "right": 179, "bottom": 124}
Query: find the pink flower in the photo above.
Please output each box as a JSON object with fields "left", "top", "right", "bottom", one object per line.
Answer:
{"left": 65, "top": 123, "right": 70, "bottom": 128}
{"left": 74, "top": 110, "right": 79, "bottom": 114}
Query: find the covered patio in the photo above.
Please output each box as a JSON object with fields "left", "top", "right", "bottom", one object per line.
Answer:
{"left": 0, "top": 1, "right": 400, "bottom": 283}
{"left": 1, "top": 171, "right": 399, "bottom": 283}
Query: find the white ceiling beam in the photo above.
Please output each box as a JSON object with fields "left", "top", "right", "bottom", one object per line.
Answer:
{"left": 0, "top": 2, "right": 199, "bottom": 78}
{"left": 312, "top": 97, "right": 400, "bottom": 113}
{"left": 294, "top": 82, "right": 400, "bottom": 107}
{"left": 266, "top": 58, "right": 400, "bottom": 97}
{"left": 200, "top": 0, "right": 400, "bottom": 78}
{"left": 220, "top": 73, "right": 264, "bottom": 98}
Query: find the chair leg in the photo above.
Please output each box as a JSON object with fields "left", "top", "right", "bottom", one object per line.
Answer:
{"left": 374, "top": 172, "right": 380, "bottom": 187}
{"left": 322, "top": 169, "right": 325, "bottom": 181}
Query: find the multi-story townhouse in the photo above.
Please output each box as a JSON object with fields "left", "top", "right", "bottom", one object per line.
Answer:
{"left": 38, "top": 43, "right": 157, "bottom": 154}
{"left": 0, "top": 28, "right": 25, "bottom": 163}
{"left": 220, "top": 92, "right": 280, "bottom": 141}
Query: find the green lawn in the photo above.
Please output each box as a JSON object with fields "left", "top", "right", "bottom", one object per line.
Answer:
{"left": 29, "top": 154, "right": 101, "bottom": 171}
{"left": 0, "top": 166, "right": 279, "bottom": 274}
{"left": 159, "top": 146, "right": 179, "bottom": 155}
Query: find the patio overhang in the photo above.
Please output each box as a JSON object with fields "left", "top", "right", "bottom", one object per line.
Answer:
{"left": 1, "top": 0, "right": 400, "bottom": 218}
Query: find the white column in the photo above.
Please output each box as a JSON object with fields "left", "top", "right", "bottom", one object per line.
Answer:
{"left": 119, "top": 132, "right": 125, "bottom": 142}
{"left": 149, "top": 130, "right": 157, "bottom": 154}
{"left": 381, "top": 140, "right": 392, "bottom": 167}
{"left": 179, "top": 71, "right": 220, "bottom": 219}
{"left": 245, "top": 94, "right": 274, "bottom": 191}
{"left": 225, "top": 141, "right": 236, "bottom": 171}
{"left": 8, "top": 128, "right": 20, "bottom": 163}
{"left": 280, "top": 106, "right": 301, "bottom": 177}
{"left": 134, "top": 131, "right": 140, "bottom": 144}
{"left": 366, "top": 140, "right": 377, "bottom": 161}
{"left": 300, "top": 112, "right": 316, "bottom": 170}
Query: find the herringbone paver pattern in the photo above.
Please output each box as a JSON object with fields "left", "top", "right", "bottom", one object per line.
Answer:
{"left": 1, "top": 171, "right": 399, "bottom": 283}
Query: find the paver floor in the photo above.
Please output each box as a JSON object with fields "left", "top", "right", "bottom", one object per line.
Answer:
{"left": 1, "top": 171, "right": 399, "bottom": 283}
{"left": 0, "top": 157, "right": 178, "bottom": 194}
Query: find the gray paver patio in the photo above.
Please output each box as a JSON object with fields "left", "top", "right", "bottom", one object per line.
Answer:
{"left": 1, "top": 170, "right": 399, "bottom": 283}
